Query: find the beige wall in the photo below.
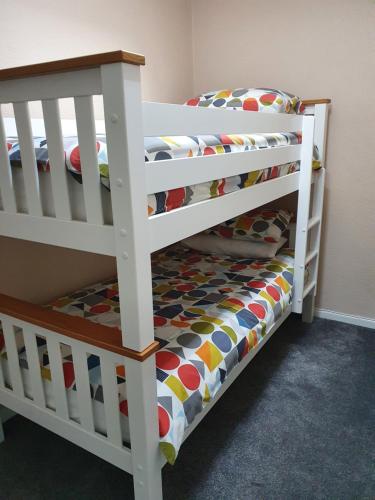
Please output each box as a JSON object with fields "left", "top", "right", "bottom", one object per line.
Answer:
{"left": 192, "top": 0, "right": 375, "bottom": 320}
{"left": 0, "top": 0, "right": 193, "bottom": 303}
{"left": 1, "top": 0, "right": 374, "bottom": 320}
{"left": 1, "top": 0, "right": 193, "bottom": 104}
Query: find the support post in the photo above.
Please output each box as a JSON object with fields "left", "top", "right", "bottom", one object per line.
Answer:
{"left": 101, "top": 62, "right": 162, "bottom": 499}
{"left": 126, "top": 357, "right": 163, "bottom": 500}
{"left": 101, "top": 62, "right": 154, "bottom": 353}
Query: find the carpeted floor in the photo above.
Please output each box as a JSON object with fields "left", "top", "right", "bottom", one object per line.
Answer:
{"left": 0, "top": 316, "right": 374, "bottom": 500}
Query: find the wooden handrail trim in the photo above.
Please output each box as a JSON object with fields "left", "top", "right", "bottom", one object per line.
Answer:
{"left": 0, "top": 50, "right": 145, "bottom": 81}
{"left": 301, "top": 98, "right": 331, "bottom": 106}
{"left": 0, "top": 293, "right": 159, "bottom": 361}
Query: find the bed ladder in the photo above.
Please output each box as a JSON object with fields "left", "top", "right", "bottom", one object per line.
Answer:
{"left": 293, "top": 102, "right": 329, "bottom": 321}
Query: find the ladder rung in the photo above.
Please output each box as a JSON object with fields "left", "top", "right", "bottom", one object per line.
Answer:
{"left": 305, "top": 249, "right": 319, "bottom": 265}
{"left": 308, "top": 216, "right": 321, "bottom": 230}
{"left": 303, "top": 280, "right": 316, "bottom": 298}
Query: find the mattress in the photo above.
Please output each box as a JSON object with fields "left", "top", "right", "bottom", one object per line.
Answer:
{"left": 5, "top": 132, "right": 302, "bottom": 221}
{"left": 0, "top": 245, "right": 295, "bottom": 464}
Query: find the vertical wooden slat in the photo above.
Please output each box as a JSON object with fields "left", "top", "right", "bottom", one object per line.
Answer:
{"left": 71, "top": 346, "right": 94, "bottom": 432}
{"left": 0, "top": 106, "right": 17, "bottom": 212}
{"left": 1, "top": 319, "right": 24, "bottom": 397}
{"left": 74, "top": 95, "right": 104, "bottom": 224}
{"left": 100, "top": 356, "right": 122, "bottom": 446}
{"left": 13, "top": 101, "right": 43, "bottom": 216}
{"left": 42, "top": 99, "right": 72, "bottom": 220}
{"left": 22, "top": 328, "right": 46, "bottom": 408}
{"left": 45, "top": 337, "right": 69, "bottom": 420}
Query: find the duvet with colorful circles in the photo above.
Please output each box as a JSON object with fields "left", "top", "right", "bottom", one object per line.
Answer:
{"left": 0, "top": 245, "right": 295, "bottom": 464}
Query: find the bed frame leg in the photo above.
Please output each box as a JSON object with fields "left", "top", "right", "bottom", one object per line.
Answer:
{"left": 302, "top": 290, "right": 315, "bottom": 323}
{"left": 126, "top": 357, "right": 163, "bottom": 500}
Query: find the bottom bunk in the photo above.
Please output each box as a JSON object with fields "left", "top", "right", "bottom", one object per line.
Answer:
{"left": 0, "top": 245, "right": 296, "bottom": 464}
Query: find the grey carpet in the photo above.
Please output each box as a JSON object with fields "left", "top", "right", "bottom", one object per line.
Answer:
{"left": 0, "top": 316, "right": 374, "bottom": 500}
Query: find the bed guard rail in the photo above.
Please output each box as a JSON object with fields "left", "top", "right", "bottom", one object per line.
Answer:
{"left": 0, "top": 293, "right": 159, "bottom": 361}
{"left": 0, "top": 289, "right": 158, "bottom": 475}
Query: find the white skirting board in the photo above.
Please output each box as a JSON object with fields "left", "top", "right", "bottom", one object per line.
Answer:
{"left": 315, "top": 308, "right": 375, "bottom": 330}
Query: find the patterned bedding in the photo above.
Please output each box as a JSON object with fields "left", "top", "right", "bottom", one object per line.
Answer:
{"left": 0, "top": 245, "right": 295, "bottom": 464}
{"left": 6, "top": 132, "right": 305, "bottom": 216}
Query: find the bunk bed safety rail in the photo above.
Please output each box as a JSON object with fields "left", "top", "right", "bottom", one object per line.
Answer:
{"left": 0, "top": 67, "right": 105, "bottom": 224}
{"left": 0, "top": 309, "right": 135, "bottom": 472}
{"left": 142, "top": 101, "right": 303, "bottom": 136}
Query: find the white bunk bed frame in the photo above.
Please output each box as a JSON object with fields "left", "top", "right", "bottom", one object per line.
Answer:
{"left": 0, "top": 51, "right": 330, "bottom": 500}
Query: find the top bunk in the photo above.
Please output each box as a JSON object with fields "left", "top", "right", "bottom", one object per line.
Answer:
{"left": 0, "top": 50, "right": 330, "bottom": 256}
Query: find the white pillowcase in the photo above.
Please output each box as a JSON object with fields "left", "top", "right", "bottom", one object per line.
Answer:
{"left": 182, "top": 234, "right": 288, "bottom": 259}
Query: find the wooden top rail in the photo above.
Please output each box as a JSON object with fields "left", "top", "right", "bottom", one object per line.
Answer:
{"left": 0, "top": 50, "right": 145, "bottom": 81}
{"left": 301, "top": 98, "right": 331, "bottom": 106}
{"left": 0, "top": 293, "right": 159, "bottom": 361}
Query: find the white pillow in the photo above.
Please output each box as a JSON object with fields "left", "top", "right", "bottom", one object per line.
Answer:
{"left": 182, "top": 234, "right": 288, "bottom": 259}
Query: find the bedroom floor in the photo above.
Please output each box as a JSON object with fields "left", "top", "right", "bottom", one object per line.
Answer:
{"left": 0, "top": 316, "right": 374, "bottom": 500}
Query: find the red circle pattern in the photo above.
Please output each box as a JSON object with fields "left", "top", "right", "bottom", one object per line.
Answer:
{"left": 154, "top": 316, "right": 167, "bottom": 327}
{"left": 248, "top": 303, "right": 266, "bottom": 319}
{"left": 158, "top": 406, "right": 171, "bottom": 437}
{"left": 178, "top": 364, "right": 200, "bottom": 391}
{"left": 248, "top": 280, "right": 266, "bottom": 289}
{"left": 90, "top": 304, "right": 111, "bottom": 314}
{"left": 156, "top": 351, "right": 180, "bottom": 371}
{"left": 266, "top": 285, "right": 280, "bottom": 302}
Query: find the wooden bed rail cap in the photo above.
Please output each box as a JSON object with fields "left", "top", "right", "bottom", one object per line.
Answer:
{"left": 301, "top": 98, "right": 332, "bottom": 106}
{"left": 0, "top": 50, "right": 145, "bottom": 81}
{"left": 0, "top": 293, "right": 159, "bottom": 361}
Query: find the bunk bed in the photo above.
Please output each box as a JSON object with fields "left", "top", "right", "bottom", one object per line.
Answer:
{"left": 0, "top": 50, "right": 330, "bottom": 500}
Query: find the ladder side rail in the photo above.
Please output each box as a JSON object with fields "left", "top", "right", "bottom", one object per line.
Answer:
{"left": 310, "top": 103, "right": 329, "bottom": 295}
{"left": 293, "top": 115, "right": 315, "bottom": 313}
{"left": 302, "top": 103, "right": 329, "bottom": 321}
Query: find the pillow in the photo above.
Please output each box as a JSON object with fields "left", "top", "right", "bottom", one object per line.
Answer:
{"left": 185, "top": 88, "right": 302, "bottom": 114}
{"left": 206, "top": 209, "right": 292, "bottom": 243}
{"left": 182, "top": 234, "right": 288, "bottom": 259}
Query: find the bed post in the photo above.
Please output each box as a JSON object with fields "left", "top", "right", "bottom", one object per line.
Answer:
{"left": 101, "top": 61, "right": 154, "bottom": 354}
{"left": 101, "top": 61, "right": 162, "bottom": 500}
{"left": 302, "top": 103, "right": 329, "bottom": 322}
